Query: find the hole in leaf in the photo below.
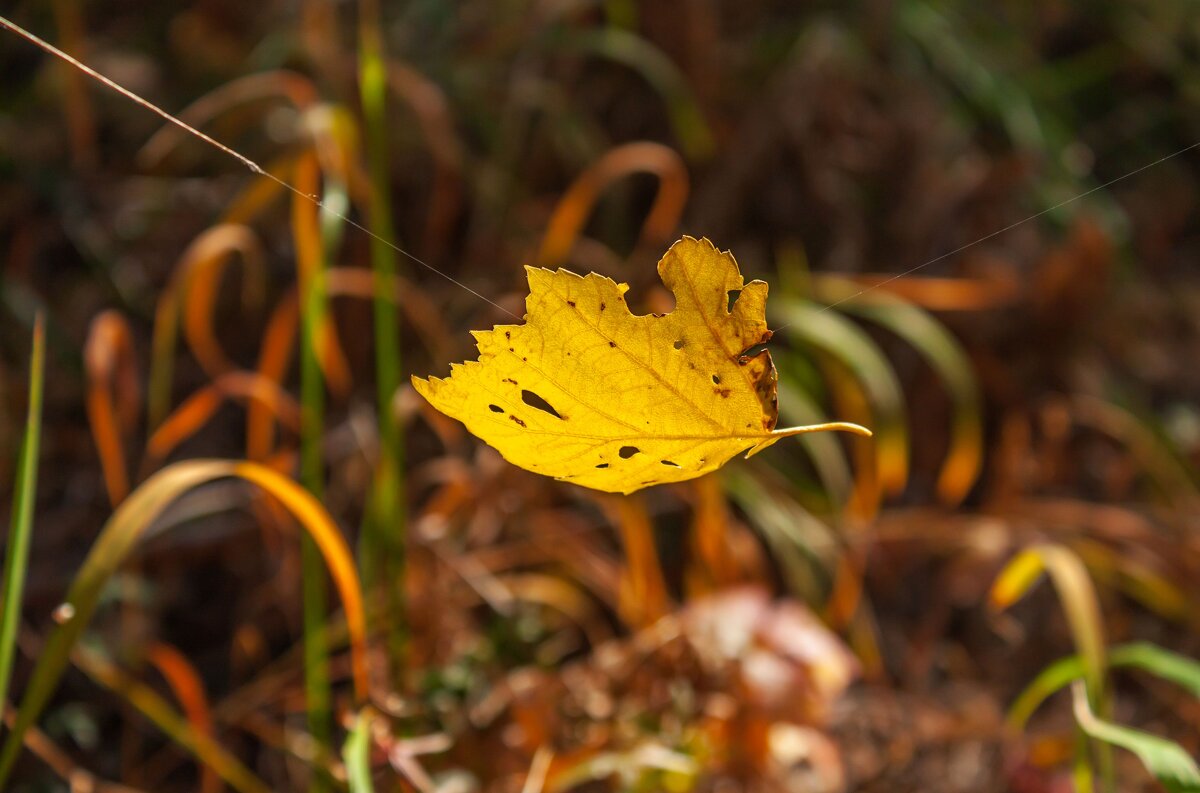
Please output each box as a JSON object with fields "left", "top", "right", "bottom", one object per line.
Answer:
{"left": 521, "top": 389, "right": 562, "bottom": 418}
{"left": 488, "top": 404, "right": 503, "bottom": 413}
{"left": 712, "top": 374, "right": 721, "bottom": 384}
{"left": 660, "top": 459, "right": 680, "bottom": 467}
{"left": 595, "top": 463, "right": 609, "bottom": 469}
{"left": 673, "top": 339, "right": 685, "bottom": 350}
{"left": 619, "top": 446, "right": 640, "bottom": 459}
{"left": 738, "top": 343, "right": 769, "bottom": 359}
{"left": 727, "top": 289, "right": 742, "bottom": 312}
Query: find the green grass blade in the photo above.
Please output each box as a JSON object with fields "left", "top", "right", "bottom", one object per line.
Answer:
{"left": 990, "top": 543, "right": 1114, "bottom": 790}
{"left": 724, "top": 468, "right": 838, "bottom": 603}
{"left": 343, "top": 709, "right": 376, "bottom": 793}
{"left": 358, "top": 0, "right": 407, "bottom": 685}
{"left": 295, "top": 162, "right": 333, "bottom": 790}
{"left": 1009, "top": 654, "right": 1088, "bottom": 731}
{"left": 1109, "top": 642, "right": 1200, "bottom": 697}
{"left": 556, "top": 28, "right": 715, "bottom": 160}
{"left": 774, "top": 298, "right": 910, "bottom": 496}
{"left": 1072, "top": 681, "right": 1200, "bottom": 793}
{"left": 820, "top": 287, "right": 983, "bottom": 505}
{"left": 0, "top": 314, "right": 45, "bottom": 716}
{"left": 1011, "top": 642, "right": 1200, "bottom": 730}
{"left": 776, "top": 366, "right": 854, "bottom": 507}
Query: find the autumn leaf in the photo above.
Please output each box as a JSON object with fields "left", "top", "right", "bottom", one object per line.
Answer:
{"left": 413, "top": 236, "right": 870, "bottom": 494}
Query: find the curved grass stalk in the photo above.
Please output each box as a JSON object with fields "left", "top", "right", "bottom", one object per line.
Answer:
{"left": 991, "top": 543, "right": 1114, "bottom": 791}
{"left": 85, "top": 311, "right": 140, "bottom": 507}
{"left": 148, "top": 223, "right": 265, "bottom": 429}
{"left": 144, "top": 371, "right": 301, "bottom": 470}
{"left": 813, "top": 279, "right": 983, "bottom": 506}
{"left": 537, "top": 141, "right": 689, "bottom": 268}
{"left": 0, "top": 459, "right": 368, "bottom": 789}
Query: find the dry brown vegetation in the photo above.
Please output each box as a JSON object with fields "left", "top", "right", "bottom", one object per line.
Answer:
{"left": 2, "top": 2, "right": 1200, "bottom": 792}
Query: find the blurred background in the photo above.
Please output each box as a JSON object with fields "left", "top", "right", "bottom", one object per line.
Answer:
{"left": 2, "top": 1, "right": 1200, "bottom": 791}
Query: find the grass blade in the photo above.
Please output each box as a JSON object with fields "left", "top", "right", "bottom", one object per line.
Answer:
{"left": 294, "top": 149, "right": 334, "bottom": 789}
{"left": 343, "top": 709, "right": 376, "bottom": 793}
{"left": 1010, "top": 642, "right": 1200, "bottom": 730}
{"left": 556, "top": 28, "right": 715, "bottom": 160}
{"left": 818, "top": 283, "right": 983, "bottom": 505}
{"left": 0, "top": 314, "right": 45, "bottom": 717}
{"left": 0, "top": 458, "right": 368, "bottom": 789}
{"left": 75, "top": 644, "right": 269, "bottom": 793}
{"left": 358, "top": 0, "right": 408, "bottom": 686}
{"left": 1072, "top": 681, "right": 1200, "bottom": 793}
{"left": 143, "top": 641, "right": 219, "bottom": 793}
{"left": 991, "top": 544, "right": 1113, "bottom": 790}
{"left": 775, "top": 298, "right": 909, "bottom": 511}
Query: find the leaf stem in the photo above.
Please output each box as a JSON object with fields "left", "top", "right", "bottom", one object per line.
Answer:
{"left": 772, "top": 422, "right": 873, "bottom": 438}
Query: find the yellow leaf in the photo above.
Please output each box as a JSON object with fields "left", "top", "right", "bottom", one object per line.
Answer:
{"left": 413, "top": 236, "right": 870, "bottom": 494}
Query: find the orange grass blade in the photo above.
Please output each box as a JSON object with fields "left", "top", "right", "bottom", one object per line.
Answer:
{"left": 74, "top": 645, "right": 269, "bottom": 793}
{"left": 85, "top": 311, "right": 140, "bottom": 506}
{"left": 145, "top": 372, "right": 301, "bottom": 469}
{"left": 537, "top": 141, "right": 688, "bottom": 268}
{"left": 600, "top": 494, "right": 670, "bottom": 628}
{"left": 180, "top": 226, "right": 266, "bottom": 378}
{"left": 688, "top": 475, "right": 740, "bottom": 591}
{"left": 811, "top": 283, "right": 984, "bottom": 507}
{"left": 813, "top": 273, "right": 1021, "bottom": 311}
{"left": 0, "top": 459, "right": 368, "bottom": 789}
{"left": 149, "top": 224, "right": 265, "bottom": 428}
{"left": 144, "top": 642, "right": 221, "bottom": 793}
{"left": 249, "top": 290, "right": 300, "bottom": 461}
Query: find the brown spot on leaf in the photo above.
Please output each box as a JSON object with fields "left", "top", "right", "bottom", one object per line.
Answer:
{"left": 567, "top": 300, "right": 576, "bottom": 307}
{"left": 600, "top": 302, "right": 606, "bottom": 311}
{"left": 608, "top": 341, "right": 617, "bottom": 348}
{"left": 509, "top": 415, "right": 527, "bottom": 428}
{"left": 716, "top": 387, "right": 732, "bottom": 398}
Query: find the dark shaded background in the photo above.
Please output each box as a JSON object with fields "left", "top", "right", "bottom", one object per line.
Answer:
{"left": 2, "top": 1, "right": 1200, "bottom": 791}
